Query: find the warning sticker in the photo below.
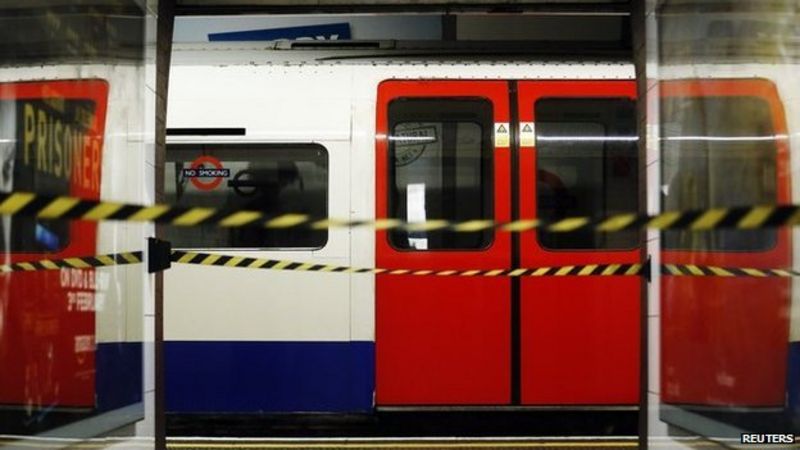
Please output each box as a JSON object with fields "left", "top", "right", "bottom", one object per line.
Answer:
{"left": 494, "top": 122, "right": 510, "bottom": 148}
{"left": 520, "top": 122, "right": 536, "bottom": 147}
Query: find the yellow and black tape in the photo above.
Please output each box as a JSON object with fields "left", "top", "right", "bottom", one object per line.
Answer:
{"left": 170, "top": 251, "right": 645, "bottom": 277}
{"left": 171, "top": 251, "right": 800, "bottom": 279}
{"left": 1, "top": 191, "right": 799, "bottom": 233}
{"left": 661, "top": 264, "right": 800, "bottom": 278}
{"left": 5, "top": 249, "right": 800, "bottom": 279}
{"left": 0, "top": 251, "right": 143, "bottom": 273}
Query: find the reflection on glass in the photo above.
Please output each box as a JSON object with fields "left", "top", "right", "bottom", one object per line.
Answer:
{"left": 0, "top": 94, "right": 102, "bottom": 252}
{"left": 165, "top": 144, "right": 328, "bottom": 249}
{"left": 388, "top": 98, "right": 493, "bottom": 250}
{"left": 655, "top": 1, "right": 800, "bottom": 442}
{"left": 662, "top": 96, "right": 777, "bottom": 251}
{"left": 0, "top": 81, "right": 111, "bottom": 430}
{"left": 659, "top": 83, "right": 793, "bottom": 445}
{"left": 0, "top": 1, "right": 151, "bottom": 447}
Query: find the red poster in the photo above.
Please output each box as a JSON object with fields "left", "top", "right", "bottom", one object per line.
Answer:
{"left": 0, "top": 80, "right": 108, "bottom": 409}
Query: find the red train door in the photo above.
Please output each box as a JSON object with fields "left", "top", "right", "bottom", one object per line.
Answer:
{"left": 375, "top": 79, "right": 640, "bottom": 406}
{"left": 517, "top": 81, "right": 640, "bottom": 404}
{"left": 660, "top": 79, "right": 791, "bottom": 406}
{"left": 375, "top": 80, "right": 512, "bottom": 405}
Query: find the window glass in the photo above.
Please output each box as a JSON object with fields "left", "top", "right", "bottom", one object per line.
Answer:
{"left": 164, "top": 144, "right": 328, "bottom": 249}
{"left": 535, "top": 98, "right": 639, "bottom": 250}
{"left": 388, "top": 98, "right": 493, "bottom": 250}
{"left": 661, "top": 96, "right": 777, "bottom": 251}
{"left": 0, "top": 98, "right": 100, "bottom": 252}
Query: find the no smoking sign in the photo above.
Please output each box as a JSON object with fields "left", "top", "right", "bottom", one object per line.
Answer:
{"left": 182, "top": 155, "right": 230, "bottom": 191}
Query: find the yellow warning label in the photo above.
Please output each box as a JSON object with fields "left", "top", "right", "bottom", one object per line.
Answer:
{"left": 520, "top": 122, "right": 535, "bottom": 147}
{"left": 494, "top": 122, "right": 510, "bottom": 148}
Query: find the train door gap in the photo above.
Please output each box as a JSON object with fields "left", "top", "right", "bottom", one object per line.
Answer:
{"left": 509, "top": 80, "right": 521, "bottom": 406}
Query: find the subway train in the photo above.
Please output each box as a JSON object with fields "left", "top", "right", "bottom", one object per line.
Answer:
{"left": 164, "top": 43, "right": 799, "bottom": 423}
{"left": 0, "top": 64, "right": 150, "bottom": 431}
{"left": 164, "top": 44, "right": 642, "bottom": 415}
{"left": 164, "top": 43, "right": 800, "bottom": 422}
{"left": 165, "top": 43, "right": 635, "bottom": 416}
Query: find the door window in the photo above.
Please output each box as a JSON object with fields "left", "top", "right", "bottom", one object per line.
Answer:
{"left": 661, "top": 96, "right": 777, "bottom": 251}
{"left": 535, "top": 98, "right": 639, "bottom": 250}
{"left": 388, "top": 98, "right": 494, "bottom": 250}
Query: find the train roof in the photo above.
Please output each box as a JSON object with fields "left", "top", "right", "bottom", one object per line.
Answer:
{"left": 171, "top": 41, "right": 633, "bottom": 67}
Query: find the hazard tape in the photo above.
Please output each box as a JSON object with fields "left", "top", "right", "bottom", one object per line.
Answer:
{"left": 0, "top": 251, "right": 143, "bottom": 273}
{"left": 171, "top": 251, "right": 800, "bottom": 279}
{"left": 661, "top": 264, "right": 800, "bottom": 278}
{"left": 4, "top": 250, "right": 800, "bottom": 279}
{"left": 1, "top": 191, "right": 799, "bottom": 233}
{"left": 170, "top": 251, "right": 645, "bottom": 277}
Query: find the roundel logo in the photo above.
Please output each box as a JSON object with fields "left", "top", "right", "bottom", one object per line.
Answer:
{"left": 182, "top": 155, "right": 230, "bottom": 191}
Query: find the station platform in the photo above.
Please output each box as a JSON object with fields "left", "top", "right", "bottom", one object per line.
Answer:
{"left": 165, "top": 438, "right": 639, "bottom": 450}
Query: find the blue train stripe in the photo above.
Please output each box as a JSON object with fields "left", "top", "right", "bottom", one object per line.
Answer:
{"left": 165, "top": 341, "right": 374, "bottom": 413}
{"left": 788, "top": 341, "right": 800, "bottom": 416}
{"left": 96, "top": 342, "right": 143, "bottom": 411}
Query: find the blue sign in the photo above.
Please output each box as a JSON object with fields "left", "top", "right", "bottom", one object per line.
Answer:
{"left": 209, "top": 23, "right": 351, "bottom": 42}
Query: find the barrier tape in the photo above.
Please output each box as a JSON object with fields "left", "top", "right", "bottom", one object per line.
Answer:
{"left": 1, "top": 190, "right": 799, "bottom": 233}
{"left": 170, "top": 251, "right": 645, "bottom": 277}
{"left": 0, "top": 251, "right": 143, "bottom": 273}
{"left": 172, "top": 251, "right": 800, "bottom": 279}
{"left": 4, "top": 247, "right": 800, "bottom": 280}
{"left": 661, "top": 264, "right": 800, "bottom": 278}
{"left": 3, "top": 249, "right": 800, "bottom": 279}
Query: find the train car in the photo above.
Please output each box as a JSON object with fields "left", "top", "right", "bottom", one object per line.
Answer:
{"left": 656, "top": 62, "right": 800, "bottom": 428}
{"left": 164, "top": 43, "right": 642, "bottom": 416}
{"left": 0, "top": 63, "right": 151, "bottom": 432}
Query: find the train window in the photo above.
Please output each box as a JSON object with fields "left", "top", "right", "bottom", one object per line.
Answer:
{"left": 535, "top": 98, "right": 639, "bottom": 250}
{"left": 661, "top": 96, "right": 777, "bottom": 251}
{"left": 387, "top": 98, "right": 493, "bottom": 250}
{"left": 164, "top": 143, "right": 328, "bottom": 249}
{"left": 0, "top": 98, "right": 101, "bottom": 253}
